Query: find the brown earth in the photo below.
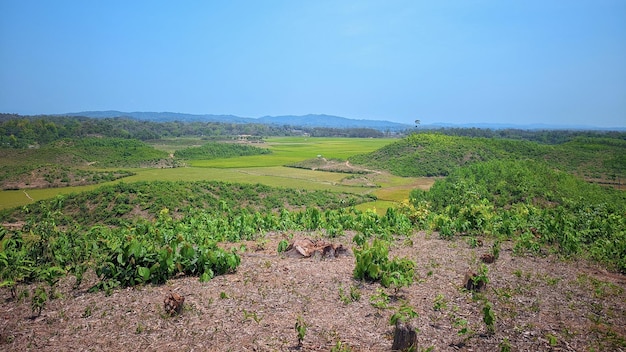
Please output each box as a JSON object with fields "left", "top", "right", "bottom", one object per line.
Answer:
{"left": 1, "top": 231, "right": 624, "bottom": 351}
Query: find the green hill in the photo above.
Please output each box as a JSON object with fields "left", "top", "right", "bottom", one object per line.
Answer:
{"left": 0, "top": 137, "right": 175, "bottom": 189}
{"left": 349, "top": 133, "right": 625, "bottom": 184}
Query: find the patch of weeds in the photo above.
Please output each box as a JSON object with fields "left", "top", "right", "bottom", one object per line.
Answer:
{"left": 330, "top": 340, "right": 354, "bottom": 352}
{"left": 135, "top": 322, "right": 145, "bottom": 334}
{"left": 492, "top": 287, "right": 513, "bottom": 303}
{"left": 30, "top": 285, "right": 48, "bottom": 318}
{"left": 482, "top": 301, "right": 496, "bottom": 334}
{"left": 529, "top": 299, "right": 541, "bottom": 313}
{"left": 543, "top": 274, "right": 561, "bottom": 286}
{"left": 255, "top": 237, "right": 269, "bottom": 251}
{"left": 219, "top": 291, "right": 229, "bottom": 299}
{"left": 574, "top": 273, "right": 624, "bottom": 298}
{"left": 349, "top": 284, "right": 361, "bottom": 302}
{"left": 513, "top": 269, "right": 523, "bottom": 279}
{"left": 263, "top": 260, "right": 272, "bottom": 269}
{"left": 277, "top": 239, "right": 289, "bottom": 253}
{"left": 454, "top": 317, "right": 473, "bottom": 337}
{"left": 340, "top": 284, "right": 361, "bottom": 304}
{"left": 389, "top": 300, "right": 419, "bottom": 326}
{"left": 588, "top": 324, "right": 626, "bottom": 350}
{"left": 466, "top": 237, "right": 482, "bottom": 248}
{"left": 369, "top": 288, "right": 390, "bottom": 309}
{"left": 545, "top": 333, "right": 558, "bottom": 347}
{"left": 295, "top": 315, "right": 307, "bottom": 347}
{"left": 82, "top": 304, "right": 95, "bottom": 318}
{"left": 242, "top": 309, "right": 262, "bottom": 324}
{"left": 491, "top": 239, "right": 501, "bottom": 260}
{"left": 17, "top": 287, "right": 29, "bottom": 303}
{"left": 499, "top": 337, "right": 512, "bottom": 352}
{"left": 433, "top": 293, "right": 448, "bottom": 311}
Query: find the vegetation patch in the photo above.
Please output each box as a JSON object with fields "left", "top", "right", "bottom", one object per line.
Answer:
{"left": 349, "top": 133, "right": 626, "bottom": 187}
{"left": 174, "top": 142, "right": 271, "bottom": 160}
{"left": 406, "top": 159, "right": 626, "bottom": 272}
{"left": 1, "top": 165, "right": 134, "bottom": 190}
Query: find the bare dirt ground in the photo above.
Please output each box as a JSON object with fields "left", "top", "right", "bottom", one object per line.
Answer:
{"left": 1, "top": 231, "right": 624, "bottom": 351}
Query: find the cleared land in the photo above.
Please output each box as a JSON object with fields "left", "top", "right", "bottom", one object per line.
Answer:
{"left": 2, "top": 231, "right": 624, "bottom": 351}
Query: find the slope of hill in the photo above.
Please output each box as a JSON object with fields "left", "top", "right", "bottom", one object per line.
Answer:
{"left": 348, "top": 133, "right": 626, "bottom": 186}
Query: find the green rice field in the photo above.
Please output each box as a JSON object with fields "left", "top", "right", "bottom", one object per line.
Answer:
{"left": 0, "top": 137, "right": 431, "bottom": 211}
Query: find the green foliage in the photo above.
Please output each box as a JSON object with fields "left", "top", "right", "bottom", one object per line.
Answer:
{"left": 277, "top": 239, "right": 289, "bottom": 253}
{"left": 339, "top": 284, "right": 361, "bottom": 304}
{"left": 350, "top": 132, "right": 626, "bottom": 183}
{"left": 92, "top": 211, "right": 241, "bottom": 288}
{"left": 353, "top": 239, "right": 415, "bottom": 291}
{"left": 482, "top": 301, "right": 496, "bottom": 334}
{"left": 174, "top": 142, "right": 271, "bottom": 160}
{"left": 389, "top": 300, "right": 419, "bottom": 326}
{"left": 3, "top": 180, "right": 373, "bottom": 227}
{"left": 411, "top": 159, "right": 626, "bottom": 272}
{"left": 31, "top": 285, "right": 47, "bottom": 317}
{"left": 433, "top": 294, "right": 448, "bottom": 311}
{"left": 499, "top": 338, "right": 512, "bottom": 352}
{"left": 295, "top": 315, "right": 307, "bottom": 346}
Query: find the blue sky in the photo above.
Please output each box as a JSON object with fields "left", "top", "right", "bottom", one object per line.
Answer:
{"left": 1, "top": 1, "right": 625, "bottom": 128}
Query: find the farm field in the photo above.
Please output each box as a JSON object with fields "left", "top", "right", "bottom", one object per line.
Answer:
{"left": 0, "top": 137, "right": 426, "bottom": 211}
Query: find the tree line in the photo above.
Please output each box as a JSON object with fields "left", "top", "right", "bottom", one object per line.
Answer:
{"left": 0, "top": 114, "right": 386, "bottom": 148}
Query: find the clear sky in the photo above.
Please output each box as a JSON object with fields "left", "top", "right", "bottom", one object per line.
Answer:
{"left": 1, "top": 1, "right": 625, "bottom": 128}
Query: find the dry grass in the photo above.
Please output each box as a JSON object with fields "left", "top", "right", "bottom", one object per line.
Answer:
{"left": 1, "top": 231, "right": 625, "bottom": 351}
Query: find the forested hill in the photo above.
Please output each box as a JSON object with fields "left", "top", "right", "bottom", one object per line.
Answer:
{"left": 348, "top": 133, "right": 626, "bottom": 185}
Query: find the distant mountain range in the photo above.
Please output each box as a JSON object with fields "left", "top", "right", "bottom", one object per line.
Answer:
{"left": 63, "top": 111, "right": 413, "bottom": 131}
{"left": 60, "top": 111, "right": 625, "bottom": 131}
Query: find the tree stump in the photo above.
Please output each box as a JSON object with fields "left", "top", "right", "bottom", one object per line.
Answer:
{"left": 284, "top": 238, "right": 347, "bottom": 259}
{"left": 164, "top": 292, "right": 185, "bottom": 316}
{"left": 391, "top": 320, "right": 418, "bottom": 351}
{"left": 480, "top": 253, "right": 495, "bottom": 264}
{"left": 463, "top": 271, "right": 485, "bottom": 291}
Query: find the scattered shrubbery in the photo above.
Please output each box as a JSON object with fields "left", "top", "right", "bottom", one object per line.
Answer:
{"left": 174, "top": 142, "right": 271, "bottom": 160}
{"left": 349, "top": 133, "right": 625, "bottom": 184}
{"left": 404, "top": 160, "right": 626, "bottom": 272}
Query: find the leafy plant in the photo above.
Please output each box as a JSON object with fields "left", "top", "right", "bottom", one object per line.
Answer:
{"left": 472, "top": 264, "right": 490, "bottom": 288}
{"left": 369, "top": 289, "right": 390, "bottom": 310}
{"left": 339, "top": 284, "right": 361, "bottom": 304}
{"left": 482, "top": 301, "right": 496, "bottom": 334}
{"left": 499, "top": 338, "right": 512, "bottom": 352}
{"left": 389, "top": 300, "right": 419, "bottom": 326}
{"left": 277, "top": 239, "right": 289, "bottom": 253}
{"left": 353, "top": 239, "right": 415, "bottom": 292}
{"left": 433, "top": 293, "right": 448, "bottom": 311}
{"left": 242, "top": 309, "right": 262, "bottom": 324}
{"left": 295, "top": 315, "right": 307, "bottom": 347}
{"left": 31, "top": 285, "right": 48, "bottom": 317}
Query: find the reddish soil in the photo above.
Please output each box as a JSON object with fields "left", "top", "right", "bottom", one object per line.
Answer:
{"left": 1, "top": 231, "right": 624, "bottom": 351}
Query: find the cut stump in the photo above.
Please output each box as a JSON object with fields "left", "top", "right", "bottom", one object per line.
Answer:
{"left": 392, "top": 320, "right": 418, "bottom": 351}
{"left": 480, "top": 253, "right": 495, "bottom": 264}
{"left": 284, "top": 238, "right": 348, "bottom": 259}
{"left": 164, "top": 292, "right": 185, "bottom": 316}
{"left": 463, "top": 271, "right": 486, "bottom": 291}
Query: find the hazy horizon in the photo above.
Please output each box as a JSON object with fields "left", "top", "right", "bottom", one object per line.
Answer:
{"left": 1, "top": 1, "right": 625, "bottom": 128}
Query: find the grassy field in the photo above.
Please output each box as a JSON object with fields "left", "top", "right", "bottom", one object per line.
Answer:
{"left": 188, "top": 137, "right": 396, "bottom": 167}
{"left": 0, "top": 137, "right": 428, "bottom": 210}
